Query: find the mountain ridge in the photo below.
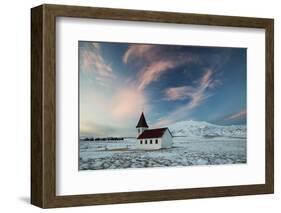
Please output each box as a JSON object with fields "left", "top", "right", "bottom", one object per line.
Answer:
{"left": 168, "top": 120, "right": 246, "bottom": 138}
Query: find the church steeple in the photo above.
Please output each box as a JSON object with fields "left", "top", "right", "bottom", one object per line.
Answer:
{"left": 136, "top": 112, "right": 149, "bottom": 128}
{"left": 136, "top": 112, "right": 149, "bottom": 136}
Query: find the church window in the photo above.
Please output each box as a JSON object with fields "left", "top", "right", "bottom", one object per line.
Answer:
{"left": 145, "top": 140, "right": 147, "bottom": 144}
{"left": 140, "top": 140, "right": 142, "bottom": 144}
{"left": 155, "top": 139, "right": 158, "bottom": 144}
{"left": 150, "top": 140, "right": 152, "bottom": 144}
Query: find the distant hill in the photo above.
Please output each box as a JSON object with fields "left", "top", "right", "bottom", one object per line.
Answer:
{"left": 168, "top": 120, "right": 246, "bottom": 138}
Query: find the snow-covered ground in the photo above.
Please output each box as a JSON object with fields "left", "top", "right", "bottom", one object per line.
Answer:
{"left": 79, "top": 137, "right": 246, "bottom": 170}
{"left": 79, "top": 121, "right": 246, "bottom": 170}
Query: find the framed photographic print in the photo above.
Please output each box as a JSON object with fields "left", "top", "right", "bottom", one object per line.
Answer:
{"left": 31, "top": 4, "right": 274, "bottom": 208}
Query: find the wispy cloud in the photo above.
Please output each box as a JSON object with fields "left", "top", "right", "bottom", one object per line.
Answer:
{"left": 80, "top": 42, "right": 115, "bottom": 83}
{"left": 137, "top": 60, "right": 175, "bottom": 90}
{"left": 123, "top": 44, "right": 154, "bottom": 64}
{"left": 80, "top": 42, "right": 244, "bottom": 136}
{"left": 91, "top": 42, "right": 100, "bottom": 50}
{"left": 225, "top": 109, "right": 246, "bottom": 121}
{"left": 80, "top": 82, "right": 149, "bottom": 137}
{"left": 154, "top": 69, "right": 219, "bottom": 127}
{"left": 112, "top": 86, "right": 147, "bottom": 120}
{"left": 138, "top": 54, "right": 198, "bottom": 91}
{"left": 123, "top": 44, "right": 198, "bottom": 91}
{"left": 123, "top": 44, "right": 220, "bottom": 128}
{"left": 165, "top": 69, "right": 217, "bottom": 110}
{"left": 165, "top": 86, "right": 195, "bottom": 101}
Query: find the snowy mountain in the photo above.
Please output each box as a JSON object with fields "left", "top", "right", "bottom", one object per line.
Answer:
{"left": 168, "top": 120, "right": 246, "bottom": 138}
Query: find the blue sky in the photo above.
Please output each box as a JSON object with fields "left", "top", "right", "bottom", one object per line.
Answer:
{"left": 79, "top": 41, "right": 246, "bottom": 137}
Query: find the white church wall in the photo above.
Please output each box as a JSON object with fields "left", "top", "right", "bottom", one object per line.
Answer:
{"left": 161, "top": 130, "right": 173, "bottom": 148}
{"left": 136, "top": 138, "right": 161, "bottom": 150}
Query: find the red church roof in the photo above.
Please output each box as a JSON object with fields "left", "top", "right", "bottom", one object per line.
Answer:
{"left": 137, "top": 128, "right": 169, "bottom": 139}
{"left": 136, "top": 112, "right": 149, "bottom": 128}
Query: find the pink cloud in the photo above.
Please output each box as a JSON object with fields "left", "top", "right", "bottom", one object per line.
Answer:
{"left": 137, "top": 56, "right": 197, "bottom": 91}
{"left": 185, "top": 91, "right": 209, "bottom": 110}
{"left": 80, "top": 82, "right": 149, "bottom": 136}
{"left": 123, "top": 44, "right": 199, "bottom": 90}
{"left": 165, "top": 86, "right": 195, "bottom": 101}
{"left": 157, "top": 69, "right": 220, "bottom": 124}
{"left": 111, "top": 87, "right": 146, "bottom": 120}
{"left": 165, "top": 69, "right": 216, "bottom": 110}
{"left": 137, "top": 60, "right": 176, "bottom": 90}
{"left": 80, "top": 44, "right": 115, "bottom": 82}
{"left": 225, "top": 109, "right": 246, "bottom": 121}
{"left": 200, "top": 69, "right": 212, "bottom": 86}
{"left": 123, "top": 44, "right": 154, "bottom": 64}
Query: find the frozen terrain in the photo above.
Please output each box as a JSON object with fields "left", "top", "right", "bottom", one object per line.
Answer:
{"left": 79, "top": 121, "right": 246, "bottom": 170}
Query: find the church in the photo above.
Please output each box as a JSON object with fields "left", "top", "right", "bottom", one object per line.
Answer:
{"left": 136, "top": 112, "right": 173, "bottom": 150}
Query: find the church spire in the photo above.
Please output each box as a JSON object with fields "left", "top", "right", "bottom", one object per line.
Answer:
{"left": 136, "top": 112, "right": 149, "bottom": 128}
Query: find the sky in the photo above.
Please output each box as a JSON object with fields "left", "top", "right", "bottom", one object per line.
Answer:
{"left": 79, "top": 41, "right": 246, "bottom": 137}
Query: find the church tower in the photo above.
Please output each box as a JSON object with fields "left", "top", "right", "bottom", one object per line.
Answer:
{"left": 136, "top": 112, "right": 149, "bottom": 136}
